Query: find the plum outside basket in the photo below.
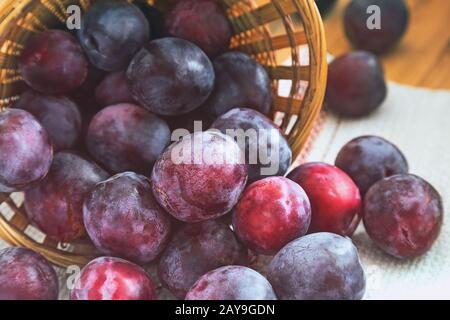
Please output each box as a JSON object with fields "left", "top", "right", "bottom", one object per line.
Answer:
{"left": 0, "top": 0, "right": 327, "bottom": 268}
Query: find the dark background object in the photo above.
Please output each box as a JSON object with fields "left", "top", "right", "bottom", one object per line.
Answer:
{"left": 316, "top": 0, "right": 337, "bottom": 16}
{"left": 134, "top": 1, "right": 167, "bottom": 39}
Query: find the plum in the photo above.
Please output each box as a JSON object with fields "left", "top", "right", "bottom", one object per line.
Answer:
{"left": 186, "top": 266, "right": 277, "bottom": 300}
{"left": 127, "top": 37, "right": 215, "bottom": 116}
{"left": 158, "top": 220, "right": 248, "bottom": 298}
{"left": 164, "top": 0, "right": 232, "bottom": 58}
{"left": 24, "top": 151, "right": 109, "bottom": 242}
{"left": 70, "top": 256, "right": 156, "bottom": 300}
{"left": 14, "top": 90, "right": 82, "bottom": 151}
{"left": 95, "top": 71, "right": 134, "bottom": 107}
{"left": 211, "top": 107, "right": 292, "bottom": 182}
{"left": 86, "top": 103, "right": 171, "bottom": 174}
{"left": 267, "top": 232, "right": 366, "bottom": 300}
{"left": 287, "top": 162, "right": 362, "bottom": 237}
{"left": 83, "top": 172, "right": 172, "bottom": 264}
{"left": 18, "top": 30, "right": 88, "bottom": 94}
{"left": 0, "top": 109, "right": 53, "bottom": 192}
{"left": 201, "top": 52, "right": 272, "bottom": 117}
{"left": 152, "top": 131, "right": 248, "bottom": 222}
{"left": 326, "top": 51, "right": 387, "bottom": 117}
{"left": 363, "top": 174, "right": 443, "bottom": 258}
{"left": 344, "top": 0, "right": 409, "bottom": 54}
{"left": 335, "top": 135, "right": 408, "bottom": 196}
{"left": 78, "top": 0, "right": 149, "bottom": 71}
{"left": 0, "top": 247, "right": 58, "bottom": 300}
{"left": 232, "top": 176, "right": 311, "bottom": 255}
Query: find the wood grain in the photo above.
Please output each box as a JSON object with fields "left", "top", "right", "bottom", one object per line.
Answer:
{"left": 323, "top": 0, "right": 450, "bottom": 90}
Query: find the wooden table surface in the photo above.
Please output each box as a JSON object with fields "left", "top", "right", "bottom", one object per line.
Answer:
{"left": 323, "top": 0, "right": 450, "bottom": 90}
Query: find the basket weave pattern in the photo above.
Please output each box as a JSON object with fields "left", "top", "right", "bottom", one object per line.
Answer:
{"left": 0, "top": 0, "right": 327, "bottom": 267}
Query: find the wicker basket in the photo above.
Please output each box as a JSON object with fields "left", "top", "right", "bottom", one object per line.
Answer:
{"left": 0, "top": 0, "right": 327, "bottom": 267}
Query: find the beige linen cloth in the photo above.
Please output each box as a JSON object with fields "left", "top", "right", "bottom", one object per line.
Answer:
{"left": 1, "top": 82, "right": 449, "bottom": 300}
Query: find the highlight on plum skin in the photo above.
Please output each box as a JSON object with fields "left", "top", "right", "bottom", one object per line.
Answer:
{"left": 200, "top": 51, "right": 273, "bottom": 117}
{"left": 24, "top": 151, "right": 109, "bottom": 242}
{"left": 210, "top": 108, "right": 292, "bottom": 183}
{"left": 335, "top": 135, "right": 409, "bottom": 196}
{"left": 152, "top": 131, "right": 248, "bottom": 223}
{"left": 287, "top": 162, "right": 362, "bottom": 237}
{"left": 127, "top": 37, "right": 215, "bottom": 116}
{"left": 70, "top": 256, "right": 156, "bottom": 300}
{"left": 0, "top": 247, "right": 59, "bottom": 300}
{"left": 95, "top": 71, "right": 134, "bottom": 107}
{"left": 363, "top": 174, "right": 443, "bottom": 259}
{"left": 164, "top": 0, "right": 232, "bottom": 58}
{"left": 344, "top": 0, "right": 409, "bottom": 55}
{"left": 267, "top": 232, "right": 366, "bottom": 300}
{"left": 14, "top": 90, "right": 82, "bottom": 151}
{"left": 18, "top": 29, "right": 88, "bottom": 94}
{"left": 86, "top": 103, "right": 171, "bottom": 175}
{"left": 83, "top": 172, "right": 172, "bottom": 264}
{"left": 158, "top": 220, "right": 249, "bottom": 299}
{"left": 232, "top": 176, "right": 311, "bottom": 255}
{"left": 78, "top": 0, "right": 149, "bottom": 71}
{"left": 0, "top": 109, "right": 53, "bottom": 193}
{"left": 326, "top": 51, "right": 387, "bottom": 117}
{"left": 185, "top": 266, "right": 277, "bottom": 300}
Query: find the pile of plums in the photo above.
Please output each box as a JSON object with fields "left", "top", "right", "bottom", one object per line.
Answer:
{"left": 0, "top": 0, "right": 443, "bottom": 300}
